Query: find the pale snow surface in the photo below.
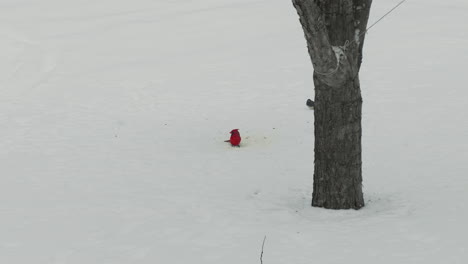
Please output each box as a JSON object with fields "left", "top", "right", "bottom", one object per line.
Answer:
{"left": 1, "top": 0, "right": 468, "bottom": 263}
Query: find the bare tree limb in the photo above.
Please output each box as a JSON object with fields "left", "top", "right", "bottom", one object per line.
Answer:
{"left": 352, "top": 0, "right": 373, "bottom": 70}
{"left": 293, "top": 0, "right": 373, "bottom": 86}
{"left": 292, "top": 0, "right": 336, "bottom": 74}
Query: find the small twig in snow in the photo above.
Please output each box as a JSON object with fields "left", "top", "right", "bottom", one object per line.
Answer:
{"left": 260, "top": 236, "right": 266, "bottom": 264}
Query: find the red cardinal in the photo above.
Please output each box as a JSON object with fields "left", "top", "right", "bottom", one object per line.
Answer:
{"left": 225, "top": 129, "right": 241, "bottom": 147}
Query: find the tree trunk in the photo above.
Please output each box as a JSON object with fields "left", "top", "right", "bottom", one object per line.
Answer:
{"left": 312, "top": 73, "right": 364, "bottom": 209}
{"left": 292, "top": 0, "right": 372, "bottom": 209}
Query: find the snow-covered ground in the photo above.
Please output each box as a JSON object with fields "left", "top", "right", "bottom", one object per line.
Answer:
{"left": 1, "top": 0, "right": 467, "bottom": 263}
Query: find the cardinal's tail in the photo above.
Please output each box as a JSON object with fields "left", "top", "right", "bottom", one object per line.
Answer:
{"left": 224, "top": 140, "right": 230, "bottom": 142}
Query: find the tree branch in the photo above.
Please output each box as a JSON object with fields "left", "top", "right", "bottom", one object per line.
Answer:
{"left": 292, "top": 0, "right": 337, "bottom": 74}
{"left": 352, "top": 0, "right": 373, "bottom": 69}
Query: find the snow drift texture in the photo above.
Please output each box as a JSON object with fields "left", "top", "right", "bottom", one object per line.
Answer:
{"left": 1, "top": 0, "right": 467, "bottom": 263}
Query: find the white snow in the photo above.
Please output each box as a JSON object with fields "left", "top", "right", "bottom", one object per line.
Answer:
{"left": 1, "top": 0, "right": 468, "bottom": 263}
{"left": 355, "top": 29, "right": 361, "bottom": 46}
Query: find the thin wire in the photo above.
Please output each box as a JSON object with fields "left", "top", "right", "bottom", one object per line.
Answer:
{"left": 366, "top": 0, "right": 407, "bottom": 33}
{"left": 315, "top": 0, "right": 407, "bottom": 76}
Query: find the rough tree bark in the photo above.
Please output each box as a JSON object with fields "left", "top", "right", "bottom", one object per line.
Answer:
{"left": 292, "top": 0, "right": 372, "bottom": 209}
